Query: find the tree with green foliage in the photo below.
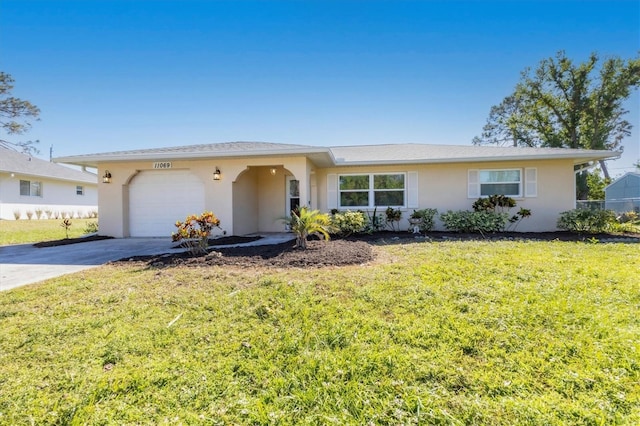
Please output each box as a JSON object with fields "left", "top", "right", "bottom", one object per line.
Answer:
{"left": 576, "top": 167, "right": 611, "bottom": 200}
{"left": 283, "top": 207, "right": 334, "bottom": 249}
{"left": 0, "top": 72, "right": 40, "bottom": 155}
{"left": 473, "top": 51, "right": 640, "bottom": 178}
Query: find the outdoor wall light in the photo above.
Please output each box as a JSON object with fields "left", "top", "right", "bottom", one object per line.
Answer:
{"left": 102, "top": 170, "right": 112, "bottom": 184}
{"left": 213, "top": 168, "right": 221, "bottom": 181}
{"left": 270, "top": 168, "right": 277, "bottom": 176}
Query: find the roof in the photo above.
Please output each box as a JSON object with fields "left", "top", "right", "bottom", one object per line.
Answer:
{"left": 53, "top": 141, "right": 619, "bottom": 168}
{"left": 0, "top": 146, "right": 97, "bottom": 184}
{"left": 330, "top": 144, "right": 619, "bottom": 165}
{"left": 605, "top": 172, "right": 640, "bottom": 191}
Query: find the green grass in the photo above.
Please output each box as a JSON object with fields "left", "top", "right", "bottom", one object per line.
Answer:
{"left": 0, "top": 241, "right": 638, "bottom": 424}
{"left": 0, "top": 218, "right": 97, "bottom": 245}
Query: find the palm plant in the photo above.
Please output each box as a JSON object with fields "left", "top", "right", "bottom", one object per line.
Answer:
{"left": 283, "top": 207, "right": 334, "bottom": 249}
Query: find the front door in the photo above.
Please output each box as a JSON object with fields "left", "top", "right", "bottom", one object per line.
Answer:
{"left": 286, "top": 176, "right": 300, "bottom": 215}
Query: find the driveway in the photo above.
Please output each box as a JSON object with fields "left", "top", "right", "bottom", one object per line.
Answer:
{"left": 0, "top": 238, "right": 177, "bottom": 292}
{"left": 0, "top": 234, "right": 295, "bottom": 292}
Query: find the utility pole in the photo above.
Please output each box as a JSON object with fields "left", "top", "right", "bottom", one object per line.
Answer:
{"left": 49, "top": 145, "right": 53, "bottom": 162}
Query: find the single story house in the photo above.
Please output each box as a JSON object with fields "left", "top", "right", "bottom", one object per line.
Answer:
{"left": 0, "top": 146, "right": 98, "bottom": 220}
{"left": 605, "top": 172, "right": 640, "bottom": 213}
{"left": 54, "top": 142, "right": 618, "bottom": 237}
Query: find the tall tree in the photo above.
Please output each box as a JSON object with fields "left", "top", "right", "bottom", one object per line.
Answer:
{"left": 0, "top": 72, "right": 40, "bottom": 155}
{"left": 474, "top": 51, "right": 640, "bottom": 178}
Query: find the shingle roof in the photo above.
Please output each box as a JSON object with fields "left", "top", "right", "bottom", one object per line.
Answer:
{"left": 0, "top": 146, "right": 97, "bottom": 184}
{"left": 54, "top": 141, "right": 619, "bottom": 167}
{"left": 329, "top": 143, "right": 619, "bottom": 165}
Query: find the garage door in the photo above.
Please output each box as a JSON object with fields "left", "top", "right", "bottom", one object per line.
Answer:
{"left": 129, "top": 170, "right": 205, "bottom": 237}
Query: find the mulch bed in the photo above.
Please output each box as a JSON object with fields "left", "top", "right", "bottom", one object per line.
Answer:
{"left": 117, "top": 230, "right": 640, "bottom": 269}
{"left": 33, "top": 235, "right": 114, "bottom": 248}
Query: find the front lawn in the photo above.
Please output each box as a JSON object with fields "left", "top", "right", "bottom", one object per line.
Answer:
{"left": 0, "top": 240, "right": 638, "bottom": 424}
{"left": 0, "top": 218, "right": 97, "bottom": 245}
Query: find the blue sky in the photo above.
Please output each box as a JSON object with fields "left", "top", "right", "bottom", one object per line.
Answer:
{"left": 1, "top": 0, "right": 638, "bottom": 175}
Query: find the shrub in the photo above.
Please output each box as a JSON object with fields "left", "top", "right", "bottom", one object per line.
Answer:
{"left": 44, "top": 208, "right": 53, "bottom": 219}
{"left": 331, "top": 210, "right": 367, "bottom": 237}
{"left": 172, "top": 211, "right": 221, "bottom": 256}
{"left": 60, "top": 218, "right": 72, "bottom": 239}
{"left": 385, "top": 207, "right": 402, "bottom": 231}
{"left": 409, "top": 208, "right": 438, "bottom": 232}
{"left": 440, "top": 210, "right": 509, "bottom": 234}
{"left": 12, "top": 210, "right": 21, "bottom": 220}
{"left": 557, "top": 209, "right": 617, "bottom": 233}
{"left": 441, "top": 196, "right": 532, "bottom": 234}
{"left": 472, "top": 195, "right": 516, "bottom": 212}
{"left": 282, "top": 207, "right": 334, "bottom": 249}
{"left": 53, "top": 211, "right": 61, "bottom": 220}
{"left": 364, "top": 207, "right": 385, "bottom": 233}
{"left": 35, "top": 208, "right": 43, "bottom": 220}
{"left": 84, "top": 221, "right": 99, "bottom": 234}
{"left": 26, "top": 211, "right": 34, "bottom": 220}
{"left": 617, "top": 211, "right": 638, "bottom": 224}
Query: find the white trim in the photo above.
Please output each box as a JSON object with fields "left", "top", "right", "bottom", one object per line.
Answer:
{"left": 469, "top": 168, "right": 524, "bottom": 198}
{"left": 407, "top": 171, "right": 419, "bottom": 208}
{"left": 468, "top": 170, "right": 479, "bottom": 198}
{"left": 524, "top": 168, "right": 537, "bottom": 197}
{"left": 337, "top": 172, "right": 407, "bottom": 209}
{"left": 326, "top": 174, "right": 338, "bottom": 210}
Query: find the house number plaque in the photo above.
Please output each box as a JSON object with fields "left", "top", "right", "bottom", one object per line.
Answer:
{"left": 153, "top": 162, "right": 172, "bottom": 169}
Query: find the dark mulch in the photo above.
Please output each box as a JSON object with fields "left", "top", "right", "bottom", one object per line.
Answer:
{"left": 173, "top": 235, "right": 262, "bottom": 249}
{"left": 33, "top": 235, "right": 114, "bottom": 248}
{"left": 117, "top": 230, "right": 640, "bottom": 269}
{"left": 130, "top": 240, "right": 374, "bottom": 268}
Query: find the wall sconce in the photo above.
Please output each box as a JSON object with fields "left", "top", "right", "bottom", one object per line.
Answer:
{"left": 213, "top": 167, "right": 221, "bottom": 181}
{"left": 270, "top": 168, "right": 277, "bottom": 176}
{"left": 102, "top": 170, "right": 112, "bottom": 184}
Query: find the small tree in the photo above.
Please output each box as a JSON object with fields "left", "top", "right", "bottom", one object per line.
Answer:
{"left": 171, "top": 211, "right": 221, "bottom": 256}
{"left": 61, "top": 218, "right": 72, "bottom": 239}
{"left": 283, "top": 207, "right": 334, "bottom": 249}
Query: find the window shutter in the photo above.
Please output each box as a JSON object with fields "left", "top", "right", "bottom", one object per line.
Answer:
{"left": 468, "top": 170, "right": 479, "bottom": 198}
{"left": 407, "top": 171, "right": 419, "bottom": 208}
{"left": 327, "top": 174, "right": 338, "bottom": 209}
{"left": 524, "top": 168, "right": 537, "bottom": 197}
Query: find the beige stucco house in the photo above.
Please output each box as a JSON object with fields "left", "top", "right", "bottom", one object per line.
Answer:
{"left": 0, "top": 146, "right": 98, "bottom": 220}
{"left": 54, "top": 142, "right": 618, "bottom": 238}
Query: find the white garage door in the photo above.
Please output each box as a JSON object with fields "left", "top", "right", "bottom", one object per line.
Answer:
{"left": 129, "top": 170, "right": 205, "bottom": 237}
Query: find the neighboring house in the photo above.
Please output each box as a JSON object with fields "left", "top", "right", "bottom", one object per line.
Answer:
{"left": 0, "top": 146, "right": 98, "bottom": 220}
{"left": 605, "top": 172, "right": 640, "bottom": 213}
{"left": 54, "top": 142, "right": 618, "bottom": 237}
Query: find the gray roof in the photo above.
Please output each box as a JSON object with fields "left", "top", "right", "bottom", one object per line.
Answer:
{"left": 54, "top": 141, "right": 619, "bottom": 167}
{"left": 0, "top": 146, "right": 97, "bottom": 184}
{"left": 329, "top": 143, "right": 619, "bottom": 165}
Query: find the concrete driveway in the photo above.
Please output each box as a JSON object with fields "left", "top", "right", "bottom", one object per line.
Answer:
{"left": 0, "top": 238, "right": 177, "bottom": 292}
{"left": 0, "top": 234, "right": 295, "bottom": 292}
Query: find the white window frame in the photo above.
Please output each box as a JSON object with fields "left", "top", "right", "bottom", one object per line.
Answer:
{"left": 19, "top": 180, "right": 42, "bottom": 197}
{"left": 338, "top": 173, "right": 406, "bottom": 209}
{"left": 477, "top": 169, "right": 523, "bottom": 198}
{"left": 76, "top": 185, "right": 84, "bottom": 196}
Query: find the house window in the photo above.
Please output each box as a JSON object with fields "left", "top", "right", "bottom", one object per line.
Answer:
{"left": 339, "top": 173, "right": 405, "bottom": 208}
{"left": 479, "top": 169, "right": 522, "bottom": 197}
{"left": 19, "top": 180, "right": 42, "bottom": 197}
{"left": 76, "top": 185, "right": 84, "bottom": 195}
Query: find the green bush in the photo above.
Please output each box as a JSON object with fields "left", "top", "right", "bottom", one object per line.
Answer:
{"left": 331, "top": 210, "right": 367, "bottom": 237}
{"left": 409, "top": 208, "right": 438, "bottom": 232}
{"left": 172, "top": 211, "right": 221, "bottom": 255}
{"left": 440, "top": 210, "right": 509, "bottom": 234}
{"left": 385, "top": 207, "right": 402, "bottom": 231}
{"left": 557, "top": 209, "right": 617, "bottom": 233}
{"left": 84, "top": 221, "right": 99, "bottom": 234}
